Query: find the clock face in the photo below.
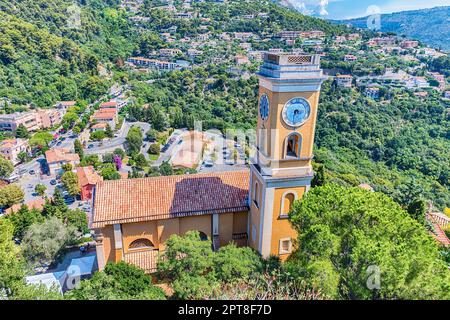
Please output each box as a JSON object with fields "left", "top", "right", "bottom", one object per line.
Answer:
{"left": 282, "top": 98, "right": 311, "bottom": 127}
{"left": 259, "top": 94, "right": 269, "bottom": 121}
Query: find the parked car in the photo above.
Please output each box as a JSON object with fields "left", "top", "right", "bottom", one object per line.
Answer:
{"left": 88, "top": 144, "right": 94, "bottom": 149}
{"left": 203, "top": 159, "right": 214, "bottom": 167}
{"left": 50, "top": 179, "right": 57, "bottom": 186}
{"left": 6, "top": 175, "right": 20, "bottom": 183}
{"left": 29, "top": 170, "right": 35, "bottom": 175}
{"left": 64, "top": 196, "right": 75, "bottom": 205}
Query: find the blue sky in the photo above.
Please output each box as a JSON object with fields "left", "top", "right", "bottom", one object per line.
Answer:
{"left": 285, "top": 0, "right": 450, "bottom": 19}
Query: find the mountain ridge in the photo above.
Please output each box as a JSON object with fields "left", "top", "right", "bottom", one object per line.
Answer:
{"left": 332, "top": 6, "right": 450, "bottom": 50}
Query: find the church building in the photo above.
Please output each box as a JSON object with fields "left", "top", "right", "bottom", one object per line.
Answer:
{"left": 91, "top": 52, "right": 326, "bottom": 273}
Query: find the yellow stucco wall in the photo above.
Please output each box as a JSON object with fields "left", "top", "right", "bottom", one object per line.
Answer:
{"left": 179, "top": 215, "right": 212, "bottom": 238}
{"left": 102, "top": 225, "right": 115, "bottom": 263}
{"left": 122, "top": 221, "right": 158, "bottom": 254}
{"left": 219, "top": 212, "right": 234, "bottom": 246}
{"left": 249, "top": 171, "right": 262, "bottom": 251}
{"left": 157, "top": 218, "right": 180, "bottom": 251}
{"left": 270, "top": 186, "right": 306, "bottom": 259}
{"left": 99, "top": 210, "right": 251, "bottom": 265}
{"left": 257, "top": 88, "right": 320, "bottom": 169}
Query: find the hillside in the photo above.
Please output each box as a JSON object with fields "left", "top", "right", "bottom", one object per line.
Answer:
{"left": 0, "top": 0, "right": 346, "bottom": 108}
{"left": 0, "top": 0, "right": 142, "bottom": 107}
{"left": 335, "top": 6, "right": 450, "bottom": 50}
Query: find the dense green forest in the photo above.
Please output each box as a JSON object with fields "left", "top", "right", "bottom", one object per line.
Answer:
{"left": 316, "top": 84, "right": 450, "bottom": 209}
{"left": 0, "top": 0, "right": 140, "bottom": 107}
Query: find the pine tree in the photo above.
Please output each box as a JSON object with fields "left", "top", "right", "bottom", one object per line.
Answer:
{"left": 74, "top": 139, "right": 84, "bottom": 159}
{"left": 407, "top": 198, "right": 427, "bottom": 225}
{"left": 159, "top": 161, "right": 173, "bottom": 176}
{"left": 15, "top": 124, "right": 29, "bottom": 139}
{"left": 43, "top": 189, "right": 68, "bottom": 218}
{"left": 105, "top": 124, "right": 113, "bottom": 138}
{"left": 311, "top": 164, "right": 326, "bottom": 187}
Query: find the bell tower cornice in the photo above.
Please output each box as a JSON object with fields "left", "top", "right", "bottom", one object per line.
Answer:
{"left": 257, "top": 53, "right": 328, "bottom": 92}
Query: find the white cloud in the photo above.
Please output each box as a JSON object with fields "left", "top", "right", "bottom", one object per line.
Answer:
{"left": 285, "top": 0, "right": 339, "bottom": 15}
{"left": 319, "top": 0, "right": 329, "bottom": 15}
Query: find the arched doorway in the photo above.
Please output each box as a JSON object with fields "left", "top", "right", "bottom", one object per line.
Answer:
{"left": 197, "top": 231, "right": 208, "bottom": 241}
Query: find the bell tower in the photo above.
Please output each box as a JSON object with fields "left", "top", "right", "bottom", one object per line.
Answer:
{"left": 248, "top": 52, "right": 326, "bottom": 260}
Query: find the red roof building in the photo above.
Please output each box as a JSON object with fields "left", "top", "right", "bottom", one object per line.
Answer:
{"left": 77, "top": 166, "right": 103, "bottom": 201}
{"left": 92, "top": 170, "right": 249, "bottom": 228}
{"left": 100, "top": 101, "right": 118, "bottom": 109}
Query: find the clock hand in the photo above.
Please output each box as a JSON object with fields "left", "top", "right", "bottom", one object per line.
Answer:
{"left": 293, "top": 109, "right": 299, "bottom": 124}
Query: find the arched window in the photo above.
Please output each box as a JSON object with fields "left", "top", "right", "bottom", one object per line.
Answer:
{"left": 280, "top": 191, "right": 297, "bottom": 218}
{"left": 253, "top": 181, "right": 259, "bottom": 208}
{"left": 285, "top": 133, "right": 302, "bottom": 159}
{"left": 129, "top": 238, "right": 154, "bottom": 250}
{"left": 198, "top": 231, "right": 208, "bottom": 241}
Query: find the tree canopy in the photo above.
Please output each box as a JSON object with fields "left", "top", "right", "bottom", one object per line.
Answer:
{"left": 287, "top": 184, "right": 450, "bottom": 300}
{"left": 66, "top": 262, "right": 166, "bottom": 300}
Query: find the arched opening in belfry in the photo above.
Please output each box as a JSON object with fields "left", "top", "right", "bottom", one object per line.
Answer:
{"left": 285, "top": 133, "right": 301, "bottom": 158}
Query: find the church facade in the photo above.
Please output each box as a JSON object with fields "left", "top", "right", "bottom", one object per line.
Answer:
{"left": 91, "top": 52, "right": 326, "bottom": 272}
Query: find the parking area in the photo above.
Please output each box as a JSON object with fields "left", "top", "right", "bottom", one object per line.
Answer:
{"left": 198, "top": 136, "right": 248, "bottom": 173}
{"left": 13, "top": 157, "right": 90, "bottom": 213}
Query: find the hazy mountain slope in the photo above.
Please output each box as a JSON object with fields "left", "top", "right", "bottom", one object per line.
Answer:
{"left": 335, "top": 6, "right": 450, "bottom": 50}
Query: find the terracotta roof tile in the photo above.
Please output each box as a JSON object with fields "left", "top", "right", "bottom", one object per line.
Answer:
{"left": 91, "top": 123, "right": 108, "bottom": 129}
{"left": 45, "top": 148, "right": 80, "bottom": 164}
{"left": 96, "top": 108, "right": 117, "bottom": 114}
{"left": 92, "top": 170, "right": 250, "bottom": 228}
{"left": 77, "top": 166, "right": 103, "bottom": 187}
{"left": 426, "top": 214, "right": 450, "bottom": 247}
{"left": 5, "top": 199, "right": 46, "bottom": 215}
{"left": 92, "top": 109, "right": 117, "bottom": 120}
{"left": 100, "top": 101, "right": 118, "bottom": 108}
{"left": 429, "top": 222, "right": 450, "bottom": 247}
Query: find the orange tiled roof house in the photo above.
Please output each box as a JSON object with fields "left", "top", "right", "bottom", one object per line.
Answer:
{"left": 45, "top": 148, "right": 80, "bottom": 176}
{"left": 77, "top": 166, "right": 103, "bottom": 201}
{"left": 92, "top": 171, "right": 250, "bottom": 273}
{"left": 91, "top": 53, "right": 327, "bottom": 273}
